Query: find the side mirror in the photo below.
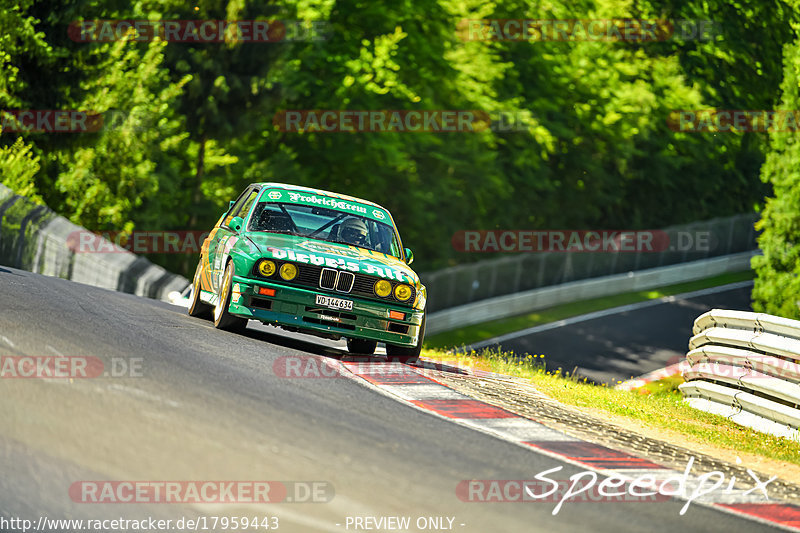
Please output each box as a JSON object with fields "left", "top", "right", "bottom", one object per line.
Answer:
{"left": 228, "top": 216, "right": 244, "bottom": 232}
{"left": 404, "top": 248, "right": 414, "bottom": 265}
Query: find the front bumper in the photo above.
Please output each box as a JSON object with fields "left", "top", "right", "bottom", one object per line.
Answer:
{"left": 227, "top": 275, "right": 424, "bottom": 346}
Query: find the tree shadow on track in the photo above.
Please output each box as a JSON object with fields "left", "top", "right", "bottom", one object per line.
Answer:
{"left": 493, "top": 286, "right": 754, "bottom": 385}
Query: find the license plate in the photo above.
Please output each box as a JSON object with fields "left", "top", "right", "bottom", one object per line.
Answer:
{"left": 315, "top": 294, "right": 353, "bottom": 310}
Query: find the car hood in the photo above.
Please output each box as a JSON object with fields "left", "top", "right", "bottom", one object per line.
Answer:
{"left": 243, "top": 232, "right": 420, "bottom": 286}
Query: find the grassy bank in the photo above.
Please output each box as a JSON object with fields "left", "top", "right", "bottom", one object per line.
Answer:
{"left": 420, "top": 347, "right": 800, "bottom": 466}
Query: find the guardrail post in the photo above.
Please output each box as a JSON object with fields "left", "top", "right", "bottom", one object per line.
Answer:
{"left": 513, "top": 257, "right": 523, "bottom": 292}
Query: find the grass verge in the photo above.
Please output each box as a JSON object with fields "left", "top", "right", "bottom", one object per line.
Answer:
{"left": 420, "top": 347, "right": 800, "bottom": 466}
{"left": 424, "top": 270, "right": 755, "bottom": 349}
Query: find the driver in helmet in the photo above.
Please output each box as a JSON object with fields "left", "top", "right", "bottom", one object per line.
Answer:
{"left": 339, "top": 217, "right": 368, "bottom": 246}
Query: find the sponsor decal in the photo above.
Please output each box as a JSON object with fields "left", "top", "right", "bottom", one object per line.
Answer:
{"left": 297, "top": 240, "right": 361, "bottom": 259}
{"left": 223, "top": 236, "right": 238, "bottom": 254}
{"left": 287, "top": 191, "right": 367, "bottom": 213}
{"left": 265, "top": 189, "right": 389, "bottom": 222}
{"left": 266, "top": 247, "right": 413, "bottom": 283}
{"left": 290, "top": 192, "right": 365, "bottom": 213}
{"left": 361, "top": 249, "right": 416, "bottom": 272}
{"left": 214, "top": 235, "right": 235, "bottom": 275}
{"left": 232, "top": 283, "right": 241, "bottom": 303}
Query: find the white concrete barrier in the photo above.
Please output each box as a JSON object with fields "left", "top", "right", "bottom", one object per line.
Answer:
{"left": 0, "top": 184, "right": 188, "bottom": 300}
{"left": 680, "top": 309, "right": 800, "bottom": 440}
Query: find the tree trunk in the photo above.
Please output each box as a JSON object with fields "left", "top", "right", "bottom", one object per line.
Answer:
{"left": 188, "top": 134, "right": 207, "bottom": 229}
{"left": 184, "top": 135, "right": 207, "bottom": 273}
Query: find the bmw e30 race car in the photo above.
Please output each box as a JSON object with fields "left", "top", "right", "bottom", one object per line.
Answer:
{"left": 188, "top": 183, "right": 426, "bottom": 363}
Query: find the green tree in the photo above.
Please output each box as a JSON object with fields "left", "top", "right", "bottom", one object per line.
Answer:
{"left": 151, "top": 0, "right": 289, "bottom": 231}
{"left": 54, "top": 35, "right": 189, "bottom": 231}
{"left": 0, "top": 0, "right": 54, "bottom": 202}
{"left": 0, "top": 138, "right": 42, "bottom": 202}
{"left": 752, "top": 35, "right": 800, "bottom": 317}
{"left": 4, "top": 0, "right": 798, "bottom": 277}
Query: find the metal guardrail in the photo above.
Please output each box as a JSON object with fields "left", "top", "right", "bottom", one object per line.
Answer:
{"left": 0, "top": 184, "right": 188, "bottom": 300}
{"left": 680, "top": 309, "right": 800, "bottom": 440}
{"left": 420, "top": 213, "right": 759, "bottom": 312}
{"left": 428, "top": 252, "right": 755, "bottom": 336}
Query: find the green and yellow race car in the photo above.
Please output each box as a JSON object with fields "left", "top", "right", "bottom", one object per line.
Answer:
{"left": 188, "top": 183, "right": 426, "bottom": 362}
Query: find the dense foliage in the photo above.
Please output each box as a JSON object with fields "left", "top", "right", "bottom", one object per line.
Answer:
{"left": 752, "top": 31, "right": 800, "bottom": 317}
{"left": 2, "top": 0, "right": 798, "bottom": 277}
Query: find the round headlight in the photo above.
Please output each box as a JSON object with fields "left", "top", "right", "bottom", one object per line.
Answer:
{"left": 394, "top": 284, "right": 413, "bottom": 301}
{"left": 258, "top": 260, "right": 276, "bottom": 277}
{"left": 374, "top": 279, "right": 392, "bottom": 298}
{"left": 280, "top": 263, "right": 298, "bottom": 281}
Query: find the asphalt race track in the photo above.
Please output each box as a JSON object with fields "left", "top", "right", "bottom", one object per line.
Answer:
{"left": 475, "top": 283, "right": 753, "bottom": 384}
{"left": 0, "top": 269, "right": 776, "bottom": 532}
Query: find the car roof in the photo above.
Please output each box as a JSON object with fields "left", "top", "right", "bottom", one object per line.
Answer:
{"left": 250, "top": 182, "right": 391, "bottom": 213}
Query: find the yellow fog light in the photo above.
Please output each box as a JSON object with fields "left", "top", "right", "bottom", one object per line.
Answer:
{"left": 280, "top": 263, "right": 298, "bottom": 281}
{"left": 374, "top": 279, "right": 392, "bottom": 298}
{"left": 258, "top": 260, "right": 276, "bottom": 277}
{"left": 394, "top": 284, "right": 413, "bottom": 301}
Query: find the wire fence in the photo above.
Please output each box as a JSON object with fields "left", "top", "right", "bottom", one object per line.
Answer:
{"left": 420, "top": 213, "right": 759, "bottom": 312}
{"left": 0, "top": 184, "right": 188, "bottom": 300}
{"left": 1, "top": 183, "right": 759, "bottom": 314}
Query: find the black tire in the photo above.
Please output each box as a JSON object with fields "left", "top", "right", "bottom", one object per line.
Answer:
{"left": 188, "top": 259, "right": 213, "bottom": 319}
{"left": 347, "top": 338, "right": 377, "bottom": 355}
{"left": 385, "top": 313, "right": 425, "bottom": 364}
{"left": 213, "top": 261, "right": 248, "bottom": 332}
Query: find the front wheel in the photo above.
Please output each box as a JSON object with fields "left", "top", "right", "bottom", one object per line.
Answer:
{"left": 214, "top": 261, "right": 248, "bottom": 332}
{"left": 188, "top": 259, "right": 212, "bottom": 319}
{"left": 385, "top": 313, "right": 425, "bottom": 364}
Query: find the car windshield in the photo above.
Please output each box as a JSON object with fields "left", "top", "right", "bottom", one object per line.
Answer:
{"left": 247, "top": 201, "right": 402, "bottom": 258}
